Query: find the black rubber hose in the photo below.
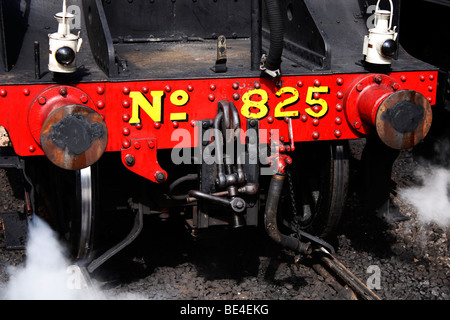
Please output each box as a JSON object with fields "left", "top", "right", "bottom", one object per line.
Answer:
{"left": 263, "top": 0, "right": 284, "bottom": 71}
{"left": 264, "top": 174, "right": 311, "bottom": 254}
{"left": 168, "top": 173, "right": 199, "bottom": 201}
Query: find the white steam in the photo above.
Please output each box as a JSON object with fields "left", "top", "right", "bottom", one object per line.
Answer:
{"left": 3, "top": 216, "right": 91, "bottom": 299}
{"left": 1, "top": 216, "right": 145, "bottom": 300}
{"left": 399, "top": 166, "right": 450, "bottom": 229}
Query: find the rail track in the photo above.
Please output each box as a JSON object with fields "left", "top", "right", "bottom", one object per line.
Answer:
{"left": 68, "top": 234, "right": 382, "bottom": 301}
{"left": 308, "top": 248, "right": 381, "bottom": 300}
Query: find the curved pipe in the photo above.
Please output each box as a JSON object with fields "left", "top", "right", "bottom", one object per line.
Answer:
{"left": 263, "top": 0, "right": 284, "bottom": 72}
{"left": 265, "top": 174, "right": 311, "bottom": 255}
{"left": 168, "top": 173, "right": 199, "bottom": 201}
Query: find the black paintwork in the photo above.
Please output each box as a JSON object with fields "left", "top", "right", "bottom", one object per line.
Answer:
{"left": 0, "top": 0, "right": 437, "bottom": 85}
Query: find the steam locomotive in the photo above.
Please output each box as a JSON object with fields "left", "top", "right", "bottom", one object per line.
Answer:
{"left": 0, "top": 0, "right": 441, "bottom": 272}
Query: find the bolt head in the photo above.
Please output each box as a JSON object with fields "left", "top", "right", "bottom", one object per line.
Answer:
{"left": 125, "top": 155, "right": 135, "bottom": 166}
{"left": 155, "top": 171, "right": 166, "bottom": 182}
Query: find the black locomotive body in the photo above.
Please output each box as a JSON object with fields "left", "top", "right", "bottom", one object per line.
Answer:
{"left": 0, "top": 0, "right": 443, "bottom": 273}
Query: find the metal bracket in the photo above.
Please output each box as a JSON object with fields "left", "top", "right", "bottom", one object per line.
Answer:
{"left": 211, "top": 35, "right": 228, "bottom": 73}
{"left": 121, "top": 138, "right": 167, "bottom": 184}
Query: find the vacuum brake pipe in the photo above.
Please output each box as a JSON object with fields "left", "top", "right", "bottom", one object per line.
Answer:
{"left": 262, "top": 0, "right": 284, "bottom": 74}
{"left": 264, "top": 174, "right": 312, "bottom": 255}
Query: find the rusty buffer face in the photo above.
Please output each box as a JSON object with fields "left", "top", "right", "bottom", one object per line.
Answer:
{"left": 40, "top": 105, "right": 108, "bottom": 170}
{"left": 376, "top": 90, "right": 432, "bottom": 150}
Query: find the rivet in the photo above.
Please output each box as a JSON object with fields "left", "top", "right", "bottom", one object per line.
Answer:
{"left": 187, "top": 85, "right": 194, "bottom": 92}
{"left": 254, "top": 81, "right": 261, "bottom": 89}
{"left": 392, "top": 83, "right": 400, "bottom": 91}
{"left": 136, "top": 124, "right": 143, "bottom": 130}
{"left": 122, "top": 140, "right": 131, "bottom": 149}
{"left": 23, "top": 89, "right": 30, "bottom": 96}
{"left": 38, "top": 97, "right": 47, "bottom": 105}
{"left": 165, "top": 85, "right": 172, "bottom": 92}
{"left": 429, "top": 74, "right": 435, "bottom": 81}
{"left": 208, "top": 94, "right": 215, "bottom": 102}
{"left": 356, "top": 83, "right": 364, "bottom": 92}
{"left": 335, "top": 117, "right": 342, "bottom": 125}
{"left": 122, "top": 100, "right": 130, "bottom": 108}
{"left": 122, "top": 86, "right": 130, "bottom": 95}
{"left": 301, "top": 115, "right": 308, "bottom": 122}
{"left": 190, "top": 120, "right": 197, "bottom": 127}
{"left": 154, "top": 122, "right": 161, "bottom": 129}
{"left": 172, "top": 121, "right": 179, "bottom": 128}
{"left": 0, "top": 89, "right": 7, "bottom": 97}
{"left": 353, "top": 121, "right": 361, "bottom": 129}
{"left": 312, "top": 105, "right": 321, "bottom": 113}
{"left": 334, "top": 130, "right": 342, "bottom": 138}
{"left": 210, "top": 84, "right": 216, "bottom": 91}
{"left": 313, "top": 92, "right": 320, "bottom": 100}
{"left": 267, "top": 116, "right": 274, "bottom": 124}
{"left": 29, "top": 145, "right": 35, "bottom": 153}
{"left": 232, "top": 93, "right": 240, "bottom": 100}
{"left": 312, "top": 118, "right": 320, "bottom": 126}
{"left": 284, "top": 117, "right": 289, "bottom": 123}
{"left": 336, "top": 103, "right": 343, "bottom": 112}
{"left": 97, "top": 86, "right": 105, "bottom": 95}
{"left": 297, "top": 81, "right": 303, "bottom": 87}
{"left": 280, "top": 136, "right": 285, "bottom": 142}
{"left": 122, "top": 127, "right": 130, "bottom": 136}
{"left": 428, "top": 86, "right": 433, "bottom": 92}
{"left": 312, "top": 131, "right": 320, "bottom": 140}
{"left": 125, "top": 155, "right": 135, "bottom": 167}
{"left": 400, "top": 75, "right": 407, "bottom": 82}
{"left": 97, "top": 101, "right": 105, "bottom": 109}
{"left": 122, "top": 114, "right": 130, "bottom": 122}
{"left": 427, "top": 97, "right": 433, "bottom": 103}
{"left": 314, "top": 79, "right": 321, "bottom": 87}
{"left": 148, "top": 141, "right": 155, "bottom": 149}
{"left": 420, "top": 75, "right": 425, "bottom": 82}
{"left": 232, "top": 82, "right": 239, "bottom": 90}
{"left": 336, "top": 78, "right": 344, "bottom": 86}
{"left": 337, "top": 91, "right": 344, "bottom": 99}
{"left": 80, "top": 95, "right": 89, "bottom": 104}
{"left": 374, "top": 75, "right": 382, "bottom": 84}
{"left": 142, "top": 86, "right": 149, "bottom": 93}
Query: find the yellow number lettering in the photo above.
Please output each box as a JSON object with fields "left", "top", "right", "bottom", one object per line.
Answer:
{"left": 241, "top": 89, "right": 269, "bottom": 119}
{"left": 274, "top": 87, "right": 299, "bottom": 118}
{"left": 170, "top": 90, "right": 189, "bottom": 106}
{"left": 129, "top": 91, "right": 165, "bottom": 124}
{"left": 170, "top": 90, "right": 189, "bottom": 121}
{"left": 305, "top": 86, "right": 329, "bottom": 118}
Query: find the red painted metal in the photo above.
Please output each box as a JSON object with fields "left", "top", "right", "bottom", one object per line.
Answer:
{"left": 0, "top": 70, "right": 438, "bottom": 182}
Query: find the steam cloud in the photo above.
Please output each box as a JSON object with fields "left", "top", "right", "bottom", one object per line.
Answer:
{"left": 1, "top": 216, "right": 145, "bottom": 300}
{"left": 399, "top": 166, "right": 450, "bottom": 229}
